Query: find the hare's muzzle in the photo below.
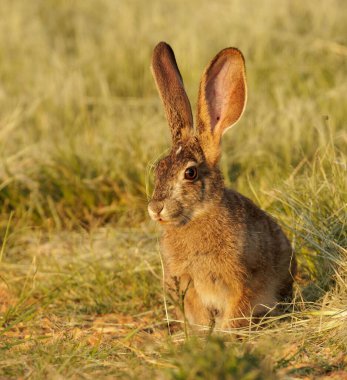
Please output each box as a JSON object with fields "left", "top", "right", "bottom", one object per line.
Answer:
{"left": 148, "top": 200, "right": 165, "bottom": 222}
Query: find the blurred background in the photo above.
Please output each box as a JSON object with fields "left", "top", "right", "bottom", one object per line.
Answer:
{"left": 0, "top": 0, "right": 345, "bottom": 230}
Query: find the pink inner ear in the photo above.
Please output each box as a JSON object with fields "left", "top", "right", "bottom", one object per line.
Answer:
{"left": 204, "top": 53, "right": 245, "bottom": 136}
{"left": 217, "top": 63, "right": 234, "bottom": 124}
{"left": 205, "top": 57, "right": 231, "bottom": 131}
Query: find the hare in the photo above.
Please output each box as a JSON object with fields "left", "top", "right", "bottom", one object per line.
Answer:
{"left": 148, "top": 42, "right": 296, "bottom": 329}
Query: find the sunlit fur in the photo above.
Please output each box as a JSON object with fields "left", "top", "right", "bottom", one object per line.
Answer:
{"left": 149, "top": 42, "right": 296, "bottom": 329}
{"left": 150, "top": 136, "right": 223, "bottom": 226}
{"left": 149, "top": 134, "right": 296, "bottom": 328}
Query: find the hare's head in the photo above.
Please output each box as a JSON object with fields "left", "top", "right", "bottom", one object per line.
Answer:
{"left": 148, "top": 42, "right": 247, "bottom": 226}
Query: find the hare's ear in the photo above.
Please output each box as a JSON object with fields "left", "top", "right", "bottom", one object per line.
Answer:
{"left": 197, "top": 48, "right": 247, "bottom": 165}
{"left": 151, "top": 42, "right": 193, "bottom": 145}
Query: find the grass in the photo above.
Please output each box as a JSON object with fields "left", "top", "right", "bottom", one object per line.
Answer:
{"left": 0, "top": 0, "right": 346, "bottom": 378}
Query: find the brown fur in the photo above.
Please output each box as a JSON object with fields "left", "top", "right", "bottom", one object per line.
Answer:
{"left": 151, "top": 42, "right": 193, "bottom": 144}
{"left": 148, "top": 42, "right": 296, "bottom": 329}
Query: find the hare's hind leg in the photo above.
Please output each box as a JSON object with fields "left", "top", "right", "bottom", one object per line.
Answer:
{"left": 218, "top": 291, "right": 251, "bottom": 329}
{"left": 220, "top": 288, "right": 278, "bottom": 329}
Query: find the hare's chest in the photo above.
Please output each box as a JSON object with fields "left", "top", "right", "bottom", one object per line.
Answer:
{"left": 193, "top": 272, "right": 230, "bottom": 312}
{"left": 162, "top": 235, "right": 235, "bottom": 311}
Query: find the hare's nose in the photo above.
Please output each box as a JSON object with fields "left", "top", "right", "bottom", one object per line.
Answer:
{"left": 148, "top": 200, "right": 164, "bottom": 220}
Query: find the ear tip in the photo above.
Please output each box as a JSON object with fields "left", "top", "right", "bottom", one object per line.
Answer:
{"left": 217, "top": 47, "right": 246, "bottom": 66}
{"left": 155, "top": 41, "right": 170, "bottom": 49}
{"left": 152, "top": 42, "right": 176, "bottom": 69}
{"left": 153, "top": 41, "right": 173, "bottom": 57}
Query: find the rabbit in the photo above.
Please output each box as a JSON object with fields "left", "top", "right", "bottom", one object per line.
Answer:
{"left": 148, "top": 41, "right": 296, "bottom": 329}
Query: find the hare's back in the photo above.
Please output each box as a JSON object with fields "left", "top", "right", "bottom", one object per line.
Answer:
{"left": 224, "top": 189, "right": 295, "bottom": 279}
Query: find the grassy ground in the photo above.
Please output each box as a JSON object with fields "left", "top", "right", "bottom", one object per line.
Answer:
{"left": 0, "top": 0, "right": 346, "bottom": 378}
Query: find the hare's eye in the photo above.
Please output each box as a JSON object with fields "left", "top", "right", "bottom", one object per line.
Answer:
{"left": 184, "top": 166, "right": 198, "bottom": 181}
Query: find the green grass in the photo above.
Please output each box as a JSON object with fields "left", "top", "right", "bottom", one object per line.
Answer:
{"left": 0, "top": 0, "right": 346, "bottom": 378}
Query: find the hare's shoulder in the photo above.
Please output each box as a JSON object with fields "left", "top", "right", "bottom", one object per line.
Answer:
{"left": 223, "top": 188, "right": 284, "bottom": 234}
{"left": 224, "top": 188, "right": 292, "bottom": 261}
